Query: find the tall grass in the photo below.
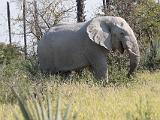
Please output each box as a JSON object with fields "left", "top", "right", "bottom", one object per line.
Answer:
{"left": 1, "top": 73, "right": 160, "bottom": 120}
{"left": 12, "top": 89, "right": 78, "bottom": 120}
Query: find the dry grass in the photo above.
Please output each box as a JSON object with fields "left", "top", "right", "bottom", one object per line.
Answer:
{"left": 1, "top": 70, "right": 160, "bottom": 120}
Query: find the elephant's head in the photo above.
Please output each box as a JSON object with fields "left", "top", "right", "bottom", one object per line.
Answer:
{"left": 86, "top": 16, "right": 140, "bottom": 76}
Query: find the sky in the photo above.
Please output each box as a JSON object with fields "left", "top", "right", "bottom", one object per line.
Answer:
{"left": 0, "top": 0, "right": 101, "bottom": 44}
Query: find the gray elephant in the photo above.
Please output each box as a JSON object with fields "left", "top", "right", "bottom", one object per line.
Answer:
{"left": 37, "top": 16, "right": 140, "bottom": 81}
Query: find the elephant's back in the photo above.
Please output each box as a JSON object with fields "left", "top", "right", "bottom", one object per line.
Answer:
{"left": 48, "top": 22, "right": 87, "bottom": 33}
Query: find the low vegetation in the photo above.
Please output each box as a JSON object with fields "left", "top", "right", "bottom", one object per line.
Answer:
{"left": 1, "top": 53, "right": 160, "bottom": 120}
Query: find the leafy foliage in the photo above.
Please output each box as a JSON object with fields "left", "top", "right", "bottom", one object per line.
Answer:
{"left": 132, "top": 0, "right": 160, "bottom": 69}
{"left": 107, "top": 52, "right": 135, "bottom": 85}
{"left": 0, "top": 43, "right": 22, "bottom": 64}
{"left": 132, "top": 0, "right": 160, "bottom": 43}
{"left": 21, "top": 57, "right": 40, "bottom": 76}
{"left": 143, "top": 38, "right": 160, "bottom": 70}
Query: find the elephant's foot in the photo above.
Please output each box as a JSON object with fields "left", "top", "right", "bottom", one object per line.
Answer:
{"left": 92, "top": 65, "right": 108, "bottom": 82}
{"left": 95, "top": 72, "right": 108, "bottom": 81}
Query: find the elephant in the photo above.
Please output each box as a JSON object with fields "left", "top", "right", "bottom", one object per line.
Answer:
{"left": 37, "top": 16, "right": 140, "bottom": 81}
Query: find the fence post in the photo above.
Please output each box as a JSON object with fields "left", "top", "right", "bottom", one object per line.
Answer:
{"left": 23, "top": 0, "right": 27, "bottom": 59}
{"left": 7, "top": 2, "right": 12, "bottom": 45}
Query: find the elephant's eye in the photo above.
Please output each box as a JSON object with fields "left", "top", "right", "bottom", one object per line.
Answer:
{"left": 120, "top": 32, "right": 125, "bottom": 36}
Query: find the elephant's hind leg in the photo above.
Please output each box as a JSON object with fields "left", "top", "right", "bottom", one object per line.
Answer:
{"left": 39, "top": 60, "right": 57, "bottom": 75}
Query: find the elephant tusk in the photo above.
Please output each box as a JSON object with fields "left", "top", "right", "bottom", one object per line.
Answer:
{"left": 128, "top": 49, "right": 140, "bottom": 57}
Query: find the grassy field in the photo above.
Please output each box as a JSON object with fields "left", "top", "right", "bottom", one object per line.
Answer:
{"left": 1, "top": 69, "right": 160, "bottom": 120}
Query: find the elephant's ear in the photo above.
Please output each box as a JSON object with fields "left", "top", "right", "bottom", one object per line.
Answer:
{"left": 86, "top": 18, "right": 112, "bottom": 51}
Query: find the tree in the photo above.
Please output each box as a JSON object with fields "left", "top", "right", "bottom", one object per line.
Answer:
{"left": 103, "top": 0, "right": 110, "bottom": 15}
{"left": 13, "top": 0, "right": 75, "bottom": 54}
{"left": 33, "top": 0, "right": 42, "bottom": 41}
{"left": 76, "top": 0, "right": 86, "bottom": 22}
{"left": 132, "top": 0, "right": 160, "bottom": 69}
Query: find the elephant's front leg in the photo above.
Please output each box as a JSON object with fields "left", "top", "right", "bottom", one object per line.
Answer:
{"left": 91, "top": 58, "right": 108, "bottom": 82}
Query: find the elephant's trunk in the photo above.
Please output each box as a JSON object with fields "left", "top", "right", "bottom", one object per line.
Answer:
{"left": 127, "top": 43, "right": 140, "bottom": 77}
{"left": 122, "top": 35, "right": 140, "bottom": 77}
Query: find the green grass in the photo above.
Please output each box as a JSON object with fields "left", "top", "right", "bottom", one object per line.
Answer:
{"left": 1, "top": 70, "right": 160, "bottom": 120}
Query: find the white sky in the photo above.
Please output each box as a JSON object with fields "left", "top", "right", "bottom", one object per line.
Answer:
{"left": 0, "top": 0, "right": 101, "bottom": 44}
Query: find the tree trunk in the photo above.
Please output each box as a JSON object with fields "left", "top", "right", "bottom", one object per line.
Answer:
{"left": 103, "top": 0, "right": 107, "bottom": 15}
{"left": 103, "top": 0, "right": 110, "bottom": 15}
{"left": 33, "top": 0, "right": 42, "bottom": 41}
{"left": 76, "top": 0, "right": 85, "bottom": 22}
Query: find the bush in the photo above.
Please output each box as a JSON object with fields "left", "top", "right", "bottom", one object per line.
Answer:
{"left": 21, "top": 57, "right": 40, "bottom": 76}
{"left": 0, "top": 43, "right": 22, "bottom": 64}
{"left": 143, "top": 38, "right": 160, "bottom": 70}
{"left": 107, "top": 52, "right": 134, "bottom": 85}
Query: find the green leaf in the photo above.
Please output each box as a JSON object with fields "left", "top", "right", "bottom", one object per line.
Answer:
{"left": 55, "top": 95, "right": 62, "bottom": 120}
{"left": 12, "top": 88, "right": 33, "bottom": 120}
{"left": 47, "top": 93, "right": 53, "bottom": 120}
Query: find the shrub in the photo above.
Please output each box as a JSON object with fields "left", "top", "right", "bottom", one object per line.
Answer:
{"left": 21, "top": 56, "right": 40, "bottom": 76}
{"left": 107, "top": 52, "right": 134, "bottom": 85}
{"left": 0, "top": 43, "right": 22, "bottom": 64}
{"left": 143, "top": 38, "right": 160, "bottom": 70}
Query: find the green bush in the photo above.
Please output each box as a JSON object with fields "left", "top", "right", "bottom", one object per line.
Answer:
{"left": 132, "top": 0, "right": 160, "bottom": 70}
{"left": 107, "top": 52, "right": 134, "bottom": 85}
{"left": 21, "top": 57, "right": 40, "bottom": 76}
{"left": 143, "top": 38, "right": 160, "bottom": 70}
{"left": 0, "top": 58, "right": 31, "bottom": 103}
{"left": 0, "top": 43, "right": 22, "bottom": 64}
